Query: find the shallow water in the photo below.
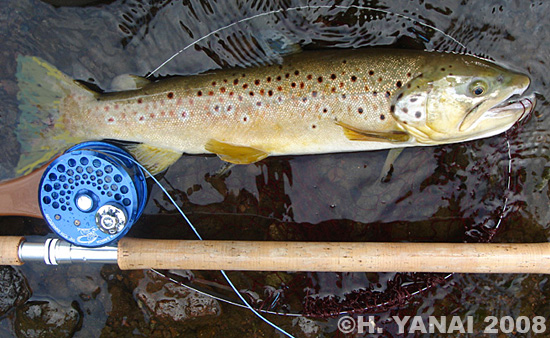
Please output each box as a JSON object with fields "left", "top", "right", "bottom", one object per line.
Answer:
{"left": 1, "top": 0, "right": 550, "bottom": 337}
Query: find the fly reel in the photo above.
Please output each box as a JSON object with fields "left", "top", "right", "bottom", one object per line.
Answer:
{"left": 39, "top": 142, "right": 147, "bottom": 247}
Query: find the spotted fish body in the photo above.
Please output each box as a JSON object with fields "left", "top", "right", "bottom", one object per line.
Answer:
{"left": 15, "top": 49, "right": 532, "bottom": 174}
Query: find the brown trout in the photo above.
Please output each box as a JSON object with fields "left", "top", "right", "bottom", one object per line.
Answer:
{"left": 15, "top": 49, "right": 533, "bottom": 175}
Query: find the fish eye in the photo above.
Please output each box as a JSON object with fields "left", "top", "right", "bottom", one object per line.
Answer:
{"left": 469, "top": 80, "right": 488, "bottom": 96}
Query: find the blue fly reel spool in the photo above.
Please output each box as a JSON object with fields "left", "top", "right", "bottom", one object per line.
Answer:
{"left": 39, "top": 142, "right": 147, "bottom": 247}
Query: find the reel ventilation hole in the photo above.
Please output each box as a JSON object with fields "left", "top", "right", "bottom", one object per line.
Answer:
{"left": 39, "top": 142, "right": 147, "bottom": 247}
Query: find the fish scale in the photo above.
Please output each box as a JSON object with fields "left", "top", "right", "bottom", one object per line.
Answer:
{"left": 14, "top": 49, "right": 532, "bottom": 175}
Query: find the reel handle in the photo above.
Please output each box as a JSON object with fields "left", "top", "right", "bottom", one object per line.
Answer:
{"left": 0, "top": 165, "right": 49, "bottom": 219}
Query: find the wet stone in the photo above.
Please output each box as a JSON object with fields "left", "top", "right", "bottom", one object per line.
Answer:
{"left": 0, "top": 266, "right": 31, "bottom": 318}
{"left": 134, "top": 270, "right": 221, "bottom": 323}
{"left": 14, "top": 300, "right": 81, "bottom": 338}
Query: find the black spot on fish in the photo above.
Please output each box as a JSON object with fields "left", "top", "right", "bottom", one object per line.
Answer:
{"left": 312, "top": 91, "right": 318, "bottom": 97}
{"left": 254, "top": 79, "right": 260, "bottom": 85}
{"left": 285, "top": 73, "right": 290, "bottom": 78}
{"left": 380, "top": 114, "right": 386, "bottom": 120}
{"left": 358, "top": 107, "right": 363, "bottom": 114}
{"left": 291, "top": 82, "right": 296, "bottom": 88}
{"left": 330, "top": 74, "right": 337, "bottom": 80}
{"left": 167, "top": 92, "right": 174, "bottom": 99}
{"left": 256, "top": 101, "right": 262, "bottom": 106}
{"left": 351, "top": 75, "right": 357, "bottom": 82}
{"left": 312, "top": 124, "right": 317, "bottom": 129}
{"left": 390, "top": 105, "right": 395, "bottom": 113}
{"left": 410, "top": 97, "right": 417, "bottom": 102}
{"left": 372, "top": 91, "right": 378, "bottom": 96}
{"left": 197, "top": 91, "right": 202, "bottom": 97}
{"left": 415, "top": 111, "right": 422, "bottom": 118}
{"left": 403, "top": 107, "right": 408, "bottom": 113}
{"left": 294, "top": 70, "right": 300, "bottom": 76}
{"left": 369, "top": 70, "right": 375, "bottom": 76}
{"left": 233, "top": 79, "right": 239, "bottom": 85}
{"left": 318, "top": 76, "right": 323, "bottom": 83}
{"left": 307, "top": 74, "right": 313, "bottom": 80}
{"left": 385, "top": 91, "right": 391, "bottom": 98}
{"left": 211, "top": 81, "right": 217, "bottom": 86}
{"left": 267, "top": 76, "right": 272, "bottom": 82}
{"left": 276, "top": 76, "right": 282, "bottom": 81}
{"left": 268, "top": 90, "right": 273, "bottom": 96}
{"left": 243, "top": 84, "right": 249, "bottom": 89}
{"left": 249, "top": 91, "right": 254, "bottom": 96}
{"left": 441, "top": 67, "right": 446, "bottom": 71}
{"left": 396, "top": 81, "right": 402, "bottom": 88}
{"left": 397, "top": 93, "right": 403, "bottom": 100}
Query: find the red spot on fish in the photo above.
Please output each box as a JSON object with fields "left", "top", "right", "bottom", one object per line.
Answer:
{"left": 299, "top": 82, "right": 305, "bottom": 89}
{"left": 331, "top": 87, "right": 336, "bottom": 93}
{"left": 107, "top": 117, "right": 114, "bottom": 122}
{"left": 161, "top": 111, "right": 165, "bottom": 116}
{"left": 139, "top": 116, "right": 145, "bottom": 121}
{"left": 254, "top": 79, "right": 260, "bottom": 85}
{"left": 339, "top": 82, "right": 344, "bottom": 88}
{"left": 176, "top": 98, "right": 182, "bottom": 105}
{"left": 104, "top": 106, "right": 110, "bottom": 112}
{"left": 220, "top": 87, "right": 226, "bottom": 93}
{"left": 243, "top": 84, "right": 248, "bottom": 89}
{"left": 150, "top": 113, "right": 155, "bottom": 118}
{"left": 307, "top": 74, "right": 312, "bottom": 80}
{"left": 211, "top": 81, "right": 216, "bottom": 86}
{"left": 260, "top": 89, "right": 265, "bottom": 95}
{"left": 114, "top": 104, "right": 119, "bottom": 109}
{"left": 188, "top": 99, "right": 194, "bottom": 105}
{"left": 243, "top": 116, "right": 248, "bottom": 122}
{"left": 181, "top": 111, "right": 187, "bottom": 118}
{"left": 277, "top": 86, "right": 282, "bottom": 91}
{"left": 208, "top": 91, "right": 214, "bottom": 96}
{"left": 137, "top": 98, "right": 143, "bottom": 104}
{"left": 121, "top": 113, "right": 126, "bottom": 119}
{"left": 229, "top": 91, "right": 234, "bottom": 96}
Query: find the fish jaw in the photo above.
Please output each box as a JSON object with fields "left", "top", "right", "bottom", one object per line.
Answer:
{"left": 458, "top": 73, "right": 531, "bottom": 132}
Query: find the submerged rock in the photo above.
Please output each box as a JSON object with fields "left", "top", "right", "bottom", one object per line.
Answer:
{"left": 14, "top": 300, "right": 81, "bottom": 338}
{"left": 0, "top": 266, "right": 31, "bottom": 318}
{"left": 134, "top": 270, "right": 221, "bottom": 323}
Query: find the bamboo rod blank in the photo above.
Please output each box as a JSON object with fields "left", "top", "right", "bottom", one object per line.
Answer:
{"left": 118, "top": 239, "right": 550, "bottom": 274}
{"left": 0, "top": 236, "right": 24, "bottom": 265}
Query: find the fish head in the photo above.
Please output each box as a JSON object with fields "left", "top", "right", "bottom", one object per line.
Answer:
{"left": 391, "top": 54, "right": 534, "bottom": 144}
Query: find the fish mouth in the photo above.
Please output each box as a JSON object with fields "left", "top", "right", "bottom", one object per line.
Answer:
{"left": 459, "top": 92, "right": 535, "bottom": 132}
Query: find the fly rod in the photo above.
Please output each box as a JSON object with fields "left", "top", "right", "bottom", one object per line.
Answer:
{"left": 2, "top": 236, "right": 550, "bottom": 274}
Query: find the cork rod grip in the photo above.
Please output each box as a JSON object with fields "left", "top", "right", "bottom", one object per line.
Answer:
{"left": 117, "top": 239, "right": 550, "bottom": 273}
{"left": 0, "top": 236, "right": 24, "bottom": 265}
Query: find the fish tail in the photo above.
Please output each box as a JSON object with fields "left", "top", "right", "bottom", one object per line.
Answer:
{"left": 15, "top": 55, "right": 95, "bottom": 176}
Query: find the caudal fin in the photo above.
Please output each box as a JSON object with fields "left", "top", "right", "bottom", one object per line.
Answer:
{"left": 15, "top": 55, "right": 96, "bottom": 176}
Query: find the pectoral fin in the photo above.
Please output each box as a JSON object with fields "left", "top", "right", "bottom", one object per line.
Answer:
{"left": 379, "top": 148, "right": 404, "bottom": 183}
{"left": 205, "top": 139, "right": 269, "bottom": 164}
{"left": 336, "top": 121, "right": 410, "bottom": 142}
{"left": 110, "top": 74, "right": 151, "bottom": 91}
{"left": 125, "top": 143, "right": 182, "bottom": 176}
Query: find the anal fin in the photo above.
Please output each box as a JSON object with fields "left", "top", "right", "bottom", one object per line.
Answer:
{"left": 125, "top": 144, "right": 182, "bottom": 176}
{"left": 336, "top": 121, "right": 410, "bottom": 142}
{"left": 205, "top": 139, "right": 269, "bottom": 164}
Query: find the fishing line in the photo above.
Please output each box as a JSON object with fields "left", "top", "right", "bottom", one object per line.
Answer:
{"left": 97, "top": 148, "right": 297, "bottom": 338}
{"left": 146, "top": 4, "right": 468, "bottom": 77}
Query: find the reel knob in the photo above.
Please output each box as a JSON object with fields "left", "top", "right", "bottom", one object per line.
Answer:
{"left": 39, "top": 142, "right": 147, "bottom": 247}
